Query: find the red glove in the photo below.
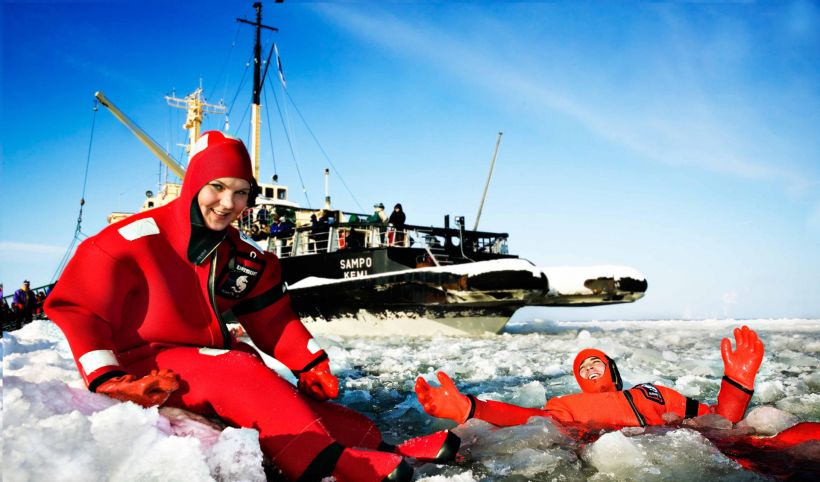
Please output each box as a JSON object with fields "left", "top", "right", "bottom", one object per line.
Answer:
{"left": 97, "top": 369, "right": 180, "bottom": 408}
{"left": 716, "top": 326, "right": 764, "bottom": 423}
{"left": 297, "top": 359, "right": 339, "bottom": 401}
{"left": 721, "top": 325, "right": 764, "bottom": 390}
{"left": 415, "top": 371, "right": 471, "bottom": 423}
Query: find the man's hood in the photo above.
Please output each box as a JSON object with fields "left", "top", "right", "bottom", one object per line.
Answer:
{"left": 573, "top": 348, "right": 623, "bottom": 393}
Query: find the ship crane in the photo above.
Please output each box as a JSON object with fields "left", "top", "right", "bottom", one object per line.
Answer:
{"left": 94, "top": 91, "right": 186, "bottom": 179}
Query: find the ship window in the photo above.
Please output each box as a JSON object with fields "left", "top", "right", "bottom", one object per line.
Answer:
{"left": 277, "top": 189, "right": 287, "bottom": 200}
{"left": 147, "top": 202, "right": 154, "bottom": 208}
{"left": 264, "top": 187, "right": 274, "bottom": 198}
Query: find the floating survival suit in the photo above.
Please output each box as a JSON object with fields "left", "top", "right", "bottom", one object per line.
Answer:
{"left": 417, "top": 331, "right": 818, "bottom": 479}
{"left": 417, "top": 340, "right": 758, "bottom": 430}
{"left": 464, "top": 349, "right": 713, "bottom": 428}
{"left": 705, "top": 421, "right": 820, "bottom": 480}
{"left": 47, "top": 131, "right": 458, "bottom": 481}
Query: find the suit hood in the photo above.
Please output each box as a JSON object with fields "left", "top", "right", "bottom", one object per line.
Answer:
{"left": 172, "top": 131, "right": 255, "bottom": 264}
{"left": 573, "top": 348, "right": 623, "bottom": 393}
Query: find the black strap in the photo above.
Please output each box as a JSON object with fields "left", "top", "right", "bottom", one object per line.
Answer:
{"left": 723, "top": 376, "right": 754, "bottom": 395}
{"left": 378, "top": 441, "right": 397, "bottom": 453}
{"left": 607, "top": 356, "right": 623, "bottom": 391}
{"left": 296, "top": 442, "right": 344, "bottom": 482}
{"left": 466, "top": 395, "right": 478, "bottom": 420}
{"left": 88, "top": 370, "right": 128, "bottom": 393}
{"left": 623, "top": 391, "right": 647, "bottom": 427}
{"left": 293, "top": 352, "right": 329, "bottom": 375}
{"left": 231, "top": 282, "right": 287, "bottom": 316}
{"left": 684, "top": 397, "right": 700, "bottom": 419}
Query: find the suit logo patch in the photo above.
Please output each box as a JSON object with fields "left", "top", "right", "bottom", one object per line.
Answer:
{"left": 635, "top": 383, "right": 665, "bottom": 405}
{"left": 217, "top": 253, "right": 265, "bottom": 299}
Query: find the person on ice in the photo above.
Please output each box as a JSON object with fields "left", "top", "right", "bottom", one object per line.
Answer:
{"left": 416, "top": 326, "right": 765, "bottom": 429}
{"left": 45, "top": 131, "right": 458, "bottom": 482}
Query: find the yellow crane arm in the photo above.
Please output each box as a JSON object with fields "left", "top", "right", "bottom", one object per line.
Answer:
{"left": 94, "top": 91, "right": 187, "bottom": 179}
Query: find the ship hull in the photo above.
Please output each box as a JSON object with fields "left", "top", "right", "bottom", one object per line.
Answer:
{"left": 284, "top": 250, "right": 647, "bottom": 334}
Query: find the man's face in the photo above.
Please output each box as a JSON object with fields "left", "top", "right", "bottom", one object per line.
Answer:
{"left": 578, "top": 356, "right": 606, "bottom": 380}
{"left": 197, "top": 177, "right": 251, "bottom": 231}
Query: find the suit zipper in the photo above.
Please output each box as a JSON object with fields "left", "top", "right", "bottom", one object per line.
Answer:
{"left": 623, "top": 391, "right": 647, "bottom": 427}
{"left": 207, "top": 249, "right": 231, "bottom": 348}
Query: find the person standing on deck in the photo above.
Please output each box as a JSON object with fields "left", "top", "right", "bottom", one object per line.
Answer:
{"left": 388, "top": 203, "right": 407, "bottom": 246}
{"left": 367, "top": 203, "right": 388, "bottom": 245}
{"left": 12, "top": 280, "right": 36, "bottom": 329}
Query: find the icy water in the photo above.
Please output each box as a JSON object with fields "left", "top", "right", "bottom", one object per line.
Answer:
{"left": 319, "top": 318, "right": 820, "bottom": 481}
{"left": 3, "top": 318, "right": 819, "bottom": 481}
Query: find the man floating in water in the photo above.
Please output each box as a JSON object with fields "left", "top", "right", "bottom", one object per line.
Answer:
{"left": 416, "top": 326, "right": 764, "bottom": 428}
{"left": 416, "top": 325, "right": 819, "bottom": 478}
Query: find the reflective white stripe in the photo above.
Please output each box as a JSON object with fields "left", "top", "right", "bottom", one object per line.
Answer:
{"left": 199, "top": 347, "right": 230, "bottom": 356}
{"left": 78, "top": 350, "right": 119, "bottom": 375}
{"left": 307, "top": 339, "right": 321, "bottom": 354}
{"left": 191, "top": 133, "right": 212, "bottom": 157}
{"left": 118, "top": 218, "right": 160, "bottom": 241}
{"left": 191, "top": 131, "right": 241, "bottom": 157}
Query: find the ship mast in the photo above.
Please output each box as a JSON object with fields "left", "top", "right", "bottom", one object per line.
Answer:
{"left": 165, "top": 86, "right": 227, "bottom": 160}
{"left": 238, "top": 2, "right": 278, "bottom": 181}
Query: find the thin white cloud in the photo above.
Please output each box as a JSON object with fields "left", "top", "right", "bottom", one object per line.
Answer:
{"left": 0, "top": 242, "right": 66, "bottom": 259}
{"left": 313, "top": 4, "right": 818, "bottom": 193}
{"left": 807, "top": 202, "right": 820, "bottom": 237}
{"left": 0, "top": 242, "right": 67, "bottom": 287}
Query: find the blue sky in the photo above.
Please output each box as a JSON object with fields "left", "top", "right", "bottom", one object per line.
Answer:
{"left": 2, "top": 1, "right": 819, "bottom": 321}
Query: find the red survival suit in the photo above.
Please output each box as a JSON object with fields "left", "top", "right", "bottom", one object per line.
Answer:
{"left": 448, "top": 348, "right": 753, "bottom": 429}
{"left": 46, "top": 132, "right": 453, "bottom": 482}
{"left": 465, "top": 349, "right": 820, "bottom": 479}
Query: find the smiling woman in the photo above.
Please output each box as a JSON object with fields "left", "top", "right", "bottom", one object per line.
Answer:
{"left": 197, "top": 178, "right": 251, "bottom": 231}
{"left": 41, "top": 130, "right": 461, "bottom": 481}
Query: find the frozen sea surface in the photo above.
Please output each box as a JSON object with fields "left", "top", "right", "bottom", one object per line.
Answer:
{"left": 3, "top": 317, "right": 819, "bottom": 481}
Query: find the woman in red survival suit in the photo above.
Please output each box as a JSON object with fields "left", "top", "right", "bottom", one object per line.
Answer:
{"left": 45, "top": 131, "right": 458, "bottom": 482}
{"left": 417, "top": 326, "right": 820, "bottom": 435}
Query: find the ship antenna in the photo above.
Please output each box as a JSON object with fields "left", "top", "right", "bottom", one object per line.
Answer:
{"left": 324, "top": 168, "right": 331, "bottom": 209}
{"left": 474, "top": 131, "right": 503, "bottom": 230}
{"left": 237, "top": 2, "right": 278, "bottom": 182}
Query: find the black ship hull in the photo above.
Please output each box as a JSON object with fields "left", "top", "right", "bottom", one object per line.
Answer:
{"left": 279, "top": 239, "right": 647, "bottom": 335}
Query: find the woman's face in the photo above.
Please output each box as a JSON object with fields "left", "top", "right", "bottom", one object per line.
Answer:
{"left": 197, "top": 177, "right": 251, "bottom": 231}
{"left": 578, "top": 356, "right": 606, "bottom": 380}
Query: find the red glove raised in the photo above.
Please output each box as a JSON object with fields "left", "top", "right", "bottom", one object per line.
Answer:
{"left": 96, "top": 368, "right": 180, "bottom": 408}
{"left": 414, "top": 371, "right": 471, "bottom": 424}
{"left": 721, "top": 325, "right": 764, "bottom": 390}
{"left": 297, "top": 359, "right": 339, "bottom": 401}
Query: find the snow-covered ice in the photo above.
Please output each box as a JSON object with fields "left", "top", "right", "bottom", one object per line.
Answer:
{"left": 3, "top": 317, "right": 819, "bottom": 481}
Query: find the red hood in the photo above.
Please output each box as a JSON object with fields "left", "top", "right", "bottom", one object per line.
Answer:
{"left": 573, "top": 348, "right": 623, "bottom": 393}
{"left": 169, "top": 131, "right": 255, "bottom": 264}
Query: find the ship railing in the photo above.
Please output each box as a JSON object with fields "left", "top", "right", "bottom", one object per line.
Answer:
{"left": 423, "top": 246, "right": 442, "bottom": 267}
{"left": 268, "top": 223, "right": 446, "bottom": 258}
{"left": 264, "top": 222, "right": 509, "bottom": 260}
